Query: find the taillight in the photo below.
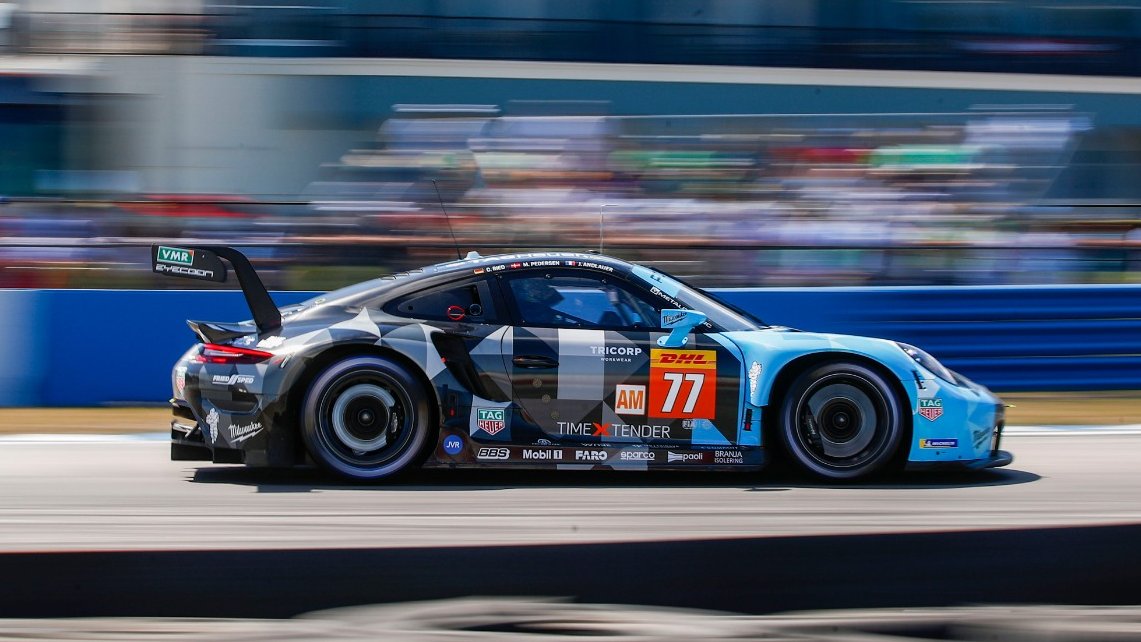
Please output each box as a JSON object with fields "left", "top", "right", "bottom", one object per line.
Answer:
{"left": 195, "top": 343, "right": 273, "bottom": 364}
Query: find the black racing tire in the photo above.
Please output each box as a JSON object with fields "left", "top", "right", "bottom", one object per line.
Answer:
{"left": 301, "top": 356, "right": 432, "bottom": 480}
{"left": 778, "top": 361, "right": 904, "bottom": 480}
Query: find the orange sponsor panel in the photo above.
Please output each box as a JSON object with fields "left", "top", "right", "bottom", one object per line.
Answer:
{"left": 649, "top": 349, "right": 716, "bottom": 419}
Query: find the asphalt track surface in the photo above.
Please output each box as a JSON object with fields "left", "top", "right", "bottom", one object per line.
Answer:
{"left": 1, "top": 429, "right": 1140, "bottom": 621}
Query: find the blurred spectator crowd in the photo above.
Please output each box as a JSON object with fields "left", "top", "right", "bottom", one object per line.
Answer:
{"left": 1, "top": 104, "right": 1138, "bottom": 290}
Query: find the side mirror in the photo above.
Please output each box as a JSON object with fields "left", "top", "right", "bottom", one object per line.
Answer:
{"left": 657, "top": 309, "right": 707, "bottom": 348}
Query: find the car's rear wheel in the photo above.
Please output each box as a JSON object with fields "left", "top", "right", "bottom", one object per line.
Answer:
{"left": 301, "top": 356, "right": 432, "bottom": 480}
{"left": 778, "top": 361, "right": 904, "bottom": 480}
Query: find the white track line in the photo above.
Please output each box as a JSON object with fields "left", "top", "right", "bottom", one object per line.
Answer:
{"left": 1004, "top": 425, "right": 1141, "bottom": 436}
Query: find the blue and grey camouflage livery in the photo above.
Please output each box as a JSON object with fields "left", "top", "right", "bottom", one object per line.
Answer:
{"left": 160, "top": 247, "right": 1011, "bottom": 480}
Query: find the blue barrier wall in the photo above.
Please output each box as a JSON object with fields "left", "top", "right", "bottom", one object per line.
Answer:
{"left": 715, "top": 285, "right": 1141, "bottom": 393}
{"left": 1, "top": 285, "right": 1136, "bottom": 406}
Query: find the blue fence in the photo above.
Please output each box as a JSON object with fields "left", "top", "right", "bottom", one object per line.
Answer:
{"left": 0, "top": 285, "right": 1136, "bottom": 406}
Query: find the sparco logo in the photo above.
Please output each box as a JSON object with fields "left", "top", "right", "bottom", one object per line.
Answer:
{"left": 476, "top": 447, "right": 510, "bottom": 460}
{"left": 620, "top": 451, "right": 655, "bottom": 461}
{"left": 523, "top": 449, "right": 563, "bottom": 461}
{"left": 212, "top": 374, "right": 254, "bottom": 385}
{"left": 575, "top": 450, "right": 608, "bottom": 462}
{"left": 667, "top": 451, "right": 703, "bottom": 463}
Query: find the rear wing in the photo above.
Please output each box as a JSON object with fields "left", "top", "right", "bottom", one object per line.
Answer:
{"left": 151, "top": 245, "right": 281, "bottom": 336}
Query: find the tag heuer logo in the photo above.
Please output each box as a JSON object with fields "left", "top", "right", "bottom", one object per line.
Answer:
{"left": 157, "top": 246, "right": 194, "bottom": 266}
{"left": 476, "top": 408, "right": 506, "bottom": 435}
{"left": 919, "top": 398, "right": 944, "bottom": 421}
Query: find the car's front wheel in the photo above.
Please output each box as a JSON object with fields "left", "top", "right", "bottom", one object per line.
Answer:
{"left": 778, "top": 361, "right": 905, "bottom": 480}
{"left": 301, "top": 355, "right": 432, "bottom": 480}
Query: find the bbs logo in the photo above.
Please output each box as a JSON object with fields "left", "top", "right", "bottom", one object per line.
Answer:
{"left": 476, "top": 447, "right": 510, "bottom": 460}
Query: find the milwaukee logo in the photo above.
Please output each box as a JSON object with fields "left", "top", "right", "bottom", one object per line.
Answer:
{"left": 157, "top": 246, "right": 193, "bottom": 266}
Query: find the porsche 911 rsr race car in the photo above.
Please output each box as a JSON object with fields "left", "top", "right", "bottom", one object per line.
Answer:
{"left": 154, "top": 245, "right": 1011, "bottom": 481}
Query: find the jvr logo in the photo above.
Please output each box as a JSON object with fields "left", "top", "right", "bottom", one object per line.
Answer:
{"left": 157, "top": 246, "right": 194, "bottom": 266}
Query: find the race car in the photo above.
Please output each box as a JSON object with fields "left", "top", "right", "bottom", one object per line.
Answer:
{"left": 154, "top": 244, "right": 1012, "bottom": 481}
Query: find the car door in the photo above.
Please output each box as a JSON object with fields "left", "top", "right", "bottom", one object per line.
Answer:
{"left": 498, "top": 267, "right": 744, "bottom": 455}
{"left": 381, "top": 275, "right": 516, "bottom": 431}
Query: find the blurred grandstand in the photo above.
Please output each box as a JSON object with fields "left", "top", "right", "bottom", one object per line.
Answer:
{"left": 0, "top": 0, "right": 1138, "bottom": 289}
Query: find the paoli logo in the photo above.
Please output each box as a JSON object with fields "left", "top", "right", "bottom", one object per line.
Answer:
{"left": 212, "top": 374, "right": 255, "bottom": 386}
{"left": 476, "top": 408, "right": 506, "bottom": 435}
{"left": 476, "top": 447, "right": 510, "bottom": 460}
{"left": 918, "top": 398, "right": 944, "bottom": 421}
{"left": 575, "top": 450, "right": 608, "bottom": 462}
{"left": 157, "top": 246, "right": 194, "bottom": 266}
{"left": 614, "top": 384, "right": 646, "bottom": 415}
{"left": 667, "top": 451, "right": 704, "bottom": 463}
{"left": 919, "top": 438, "right": 958, "bottom": 449}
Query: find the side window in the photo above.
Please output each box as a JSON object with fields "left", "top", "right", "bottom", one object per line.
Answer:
{"left": 385, "top": 279, "right": 500, "bottom": 324}
{"left": 504, "top": 272, "right": 660, "bottom": 329}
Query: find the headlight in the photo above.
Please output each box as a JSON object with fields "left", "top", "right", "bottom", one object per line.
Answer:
{"left": 896, "top": 342, "right": 956, "bottom": 383}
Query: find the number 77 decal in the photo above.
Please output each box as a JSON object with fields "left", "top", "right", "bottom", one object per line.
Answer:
{"left": 649, "top": 349, "right": 716, "bottom": 419}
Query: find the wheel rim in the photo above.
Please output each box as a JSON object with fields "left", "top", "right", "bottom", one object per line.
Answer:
{"left": 793, "top": 373, "right": 892, "bottom": 470}
{"left": 318, "top": 370, "right": 415, "bottom": 467}
{"left": 331, "top": 384, "right": 395, "bottom": 452}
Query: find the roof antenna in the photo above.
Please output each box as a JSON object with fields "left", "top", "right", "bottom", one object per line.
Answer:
{"left": 432, "top": 179, "right": 463, "bottom": 260}
{"left": 598, "top": 204, "right": 610, "bottom": 254}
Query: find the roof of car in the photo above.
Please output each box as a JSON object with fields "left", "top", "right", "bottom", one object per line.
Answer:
{"left": 426, "top": 250, "right": 636, "bottom": 279}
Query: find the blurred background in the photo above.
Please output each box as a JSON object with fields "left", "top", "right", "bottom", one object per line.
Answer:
{"left": 0, "top": 0, "right": 1139, "bottom": 289}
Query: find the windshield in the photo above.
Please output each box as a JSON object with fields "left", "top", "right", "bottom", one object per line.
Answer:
{"left": 629, "top": 265, "right": 764, "bottom": 332}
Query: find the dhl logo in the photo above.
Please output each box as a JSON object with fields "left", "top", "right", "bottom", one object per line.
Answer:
{"left": 650, "top": 349, "right": 716, "bottom": 369}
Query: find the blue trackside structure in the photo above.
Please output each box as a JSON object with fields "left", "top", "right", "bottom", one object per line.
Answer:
{"left": 0, "top": 284, "right": 1136, "bottom": 406}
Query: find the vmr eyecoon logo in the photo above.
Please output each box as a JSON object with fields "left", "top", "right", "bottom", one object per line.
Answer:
{"left": 157, "top": 246, "right": 194, "bottom": 266}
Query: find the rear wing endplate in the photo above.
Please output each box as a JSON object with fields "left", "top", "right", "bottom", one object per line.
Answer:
{"left": 151, "top": 245, "right": 281, "bottom": 335}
